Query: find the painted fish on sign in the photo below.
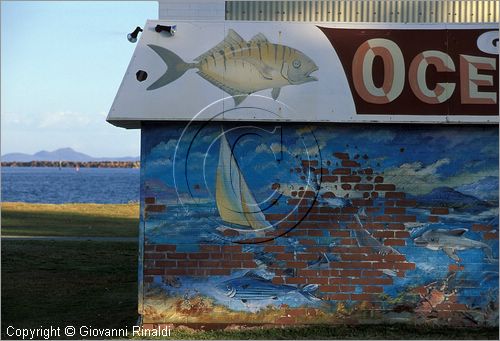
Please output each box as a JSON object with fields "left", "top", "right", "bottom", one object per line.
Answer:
{"left": 147, "top": 29, "right": 319, "bottom": 106}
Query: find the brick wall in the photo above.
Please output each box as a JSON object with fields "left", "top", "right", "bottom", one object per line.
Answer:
{"left": 140, "top": 123, "right": 498, "bottom": 326}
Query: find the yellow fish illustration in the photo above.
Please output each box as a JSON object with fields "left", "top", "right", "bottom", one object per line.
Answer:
{"left": 147, "top": 29, "right": 319, "bottom": 106}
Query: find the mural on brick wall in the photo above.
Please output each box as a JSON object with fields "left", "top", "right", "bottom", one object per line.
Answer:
{"left": 141, "top": 123, "right": 498, "bottom": 326}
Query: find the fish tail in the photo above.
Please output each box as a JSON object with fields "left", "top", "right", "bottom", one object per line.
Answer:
{"left": 147, "top": 44, "right": 196, "bottom": 90}
{"left": 483, "top": 245, "right": 496, "bottom": 262}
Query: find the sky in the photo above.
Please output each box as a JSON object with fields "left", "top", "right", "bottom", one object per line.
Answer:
{"left": 1, "top": 1, "right": 158, "bottom": 157}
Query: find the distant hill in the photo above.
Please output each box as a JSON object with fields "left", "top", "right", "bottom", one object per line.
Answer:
{"left": 1, "top": 148, "right": 139, "bottom": 162}
{"left": 412, "top": 186, "right": 495, "bottom": 214}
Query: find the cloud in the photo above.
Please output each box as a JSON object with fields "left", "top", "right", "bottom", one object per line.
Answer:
{"left": 255, "top": 142, "right": 288, "bottom": 155}
{"left": 383, "top": 158, "right": 450, "bottom": 195}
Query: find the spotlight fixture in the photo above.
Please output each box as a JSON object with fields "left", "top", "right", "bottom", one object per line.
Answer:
{"left": 127, "top": 26, "right": 143, "bottom": 43}
{"left": 155, "top": 24, "right": 176, "bottom": 36}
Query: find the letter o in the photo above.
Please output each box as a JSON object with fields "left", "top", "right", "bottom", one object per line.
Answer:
{"left": 352, "top": 38, "right": 405, "bottom": 104}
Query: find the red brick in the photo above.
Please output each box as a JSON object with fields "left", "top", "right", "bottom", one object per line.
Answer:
{"left": 384, "top": 239, "right": 406, "bottom": 246}
{"left": 241, "top": 261, "right": 257, "bottom": 268}
{"left": 330, "top": 231, "right": 351, "bottom": 237}
{"left": 341, "top": 175, "right": 362, "bottom": 182}
{"left": 166, "top": 253, "right": 187, "bottom": 259}
{"left": 156, "top": 245, "right": 176, "bottom": 252}
{"left": 145, "top": 204, "right": 166, "bottom": 212}
{"left": 352, "top": 278, "right": 393, "bottom": 285}
{"left": 341, "top": 184, "right": 352, "bottom": 190}
{"left": 396, "top": 200, "right": 417, "bottom": 207}
{"left": 210, "top": 253, "right": 224, "bottom": 259}
{"left": 310, "top": 277, "right": 329, "bottom": 285}
{"left": 145, "top": 197, "right": 156, "bottom": 204}
{"left": 264, "top": 245, "right": 285, "bottom": 252}
{"left": 339, "top": 285, "right": 355, "bottom": 292}
{"left": 231, "top": 253, "right": 254, "bottom": 260}
{"left": 308, "top": 230, "right": 324, "bottom": 236}
{"left": 431, "top": 208, "right": 449, "bottom": 215}
{"left": 144, "top": 252, "right": 165, "bottom": 259}
{"left": 351, "top": 294, "right": 375, "bottom": 301}
{"left": 428, "top": 216, "right": 439, "bottom": 223}
{"left": 373, "top": 231, "right": 395, "bottom": 238}
{"left": 177, "top": 260, "right": 198, "bottom": 267}
{"left": 332, "top": 168, "right": 351, "bottom": 175}
{"left": 394, "top": 262, "right": 416, "bottom": 270}
{"left": 385, "top": 192, "right": 406, "bottom": 199}
{"left": 322, "top": 176, "right": 338, "bottom": 182}
{"left": 155, "top": 260, "right": 176, "bottom": 267}
{"left": 199, "top": 260, "right": 220, "bottom": 268}
{"left": 472, "top": 224, "right": 492, "bottom": 232}
{"left": 272, "top": 277, "right": 284, "bottom": 284}
{"left": 340, "top": 239, "right": 357, "bottom": 245}
{"left": 319, "top": 285, "right": 340, "bottom": 292}
{"left": 208, "top": 269, "right": 231, "bottom": 275}
{"left": 363, "top": 286, "right": 384, "bottom": 293}
{"left": 221, "top": 261, "right": 242, "bottom": 268}
{"left": 144, "top": 269, "right": 163, "bottom": 275}
{"left": 384, "top": 207, "right": 406, "bottom": 214}
{"left": 375, "top": 184, "right": 396, "bottom": 191}
{"left": 188, "top": 253, "right": 209, "bottom": 259}
{"left": 384, "top": 254, "right": 407, "bottom": 262}
{"left": 363, "top": 270, "right": 384, "bottom": 277}
{"left": 301, "top": 160, "right": 319, "bottom": 167}
{"left": 395, "top": 231, "right": 410, "bottom": 238}
{"left": 342, "top": 160, "right": 360, "bottom": 167}
{"left": 484, "top": 232, "right": 498, "bottom": 240}
{"left": 449, "top": 264, "right": 465, "bottom": 271}
{"left": 340, "top": 270, "right": 362, "bottom": 277}
{"left": 165, "top": 269, "right": 187, "bottom": 275}
{"left": 315, "top": 168, "right": 330, "bottom": 175}
{"left": 276, "top": 253, "right": 294, "bottom": 260}
{"left": 386, "top": 223, "right": 406, "bottom": 230}
{"left": 375, "top": 215, "right": 393, "bottom": 222}
{"left": 286, "top": 277, "right": 307, "bottom": 284}
{"left": 287, "top": 261, "right": 308, "bottom": 268}
{"left": 393, "top": 215, "right": 417, "bottom": 222}
{"left": 354, "top": 184, "right": 374, "bottom": 191}
{"left": 145, "top": 245, "right": 155, "bottom": 251}
{"left": 223, "top": 245, "right": 242, "bottom": 253}
{"left": 333, "top": 152, "right": 350, "bottom": 160}
{"left": 352, "top": 199, "right": 373, "bottom": 206}
{"left": 374, "top": 176, "right": 384, "bottom": 183}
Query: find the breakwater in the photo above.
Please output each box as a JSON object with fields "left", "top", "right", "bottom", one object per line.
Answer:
{"left": 1, "top": 161, "right": 140, "bottom": 168}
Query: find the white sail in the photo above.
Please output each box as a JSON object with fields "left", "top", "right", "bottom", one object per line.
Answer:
{"left": 215, "top": 132, "right": 270, "bottom": 230}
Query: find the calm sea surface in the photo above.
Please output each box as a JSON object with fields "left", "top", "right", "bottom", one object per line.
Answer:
{"left": 1, "top": 167, "right": 139, "bottom": 204}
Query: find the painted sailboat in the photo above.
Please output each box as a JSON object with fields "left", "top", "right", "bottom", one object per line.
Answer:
{"left": 215, "top": 131, "right": 272, "bottom": 234}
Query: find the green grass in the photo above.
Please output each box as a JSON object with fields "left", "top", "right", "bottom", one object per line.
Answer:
{"left": 1, "top": 240, "right": 138, "bottom": 339}
{"left": 1, "top": 202, "right": 139, "bottom": 237}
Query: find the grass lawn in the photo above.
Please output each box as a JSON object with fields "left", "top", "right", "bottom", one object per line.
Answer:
{"left": 1, "top": 240, "right": 138, "bottom": 339}
{"left": 1, "top": 202, "right": 139, "bottom": 237}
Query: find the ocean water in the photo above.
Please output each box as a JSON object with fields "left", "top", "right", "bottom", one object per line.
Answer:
{"left": 1, "top": 167, "right": 140, "bottom": 204}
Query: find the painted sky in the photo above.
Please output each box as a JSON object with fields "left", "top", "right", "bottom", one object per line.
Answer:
{"left": 1, "top": 1, "right": 157, "bottom": 157}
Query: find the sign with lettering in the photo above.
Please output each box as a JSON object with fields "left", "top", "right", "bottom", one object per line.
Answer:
{"left": 108, "top": 21, "right": 498, "bottom": 127}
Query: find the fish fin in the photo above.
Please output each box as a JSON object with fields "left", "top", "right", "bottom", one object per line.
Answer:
{"left": 483, "top": 245, "right": 495, "bottom": 262}
{"left": 240, "top": 56, "right": 274, "bottom": 80}
{"left": 448, "top": 228, "right": 468, "bottom": 236}
{"left": 241, "top": 299, "right": 247, "bottom": 303}
{"left": 302, "top": 284, "right": 319, "bottom": 293}
{"left": 382, "top": 269, "right": 397, "bottom": 277}
{"left": 299, "top": 284, "right": 321, "bottom": 301}
{"left": 249, "top": 33, "right": 268, "bottom": 44}
{"left": 271, "top": 87, "right": 281, "bottom": 100}
{"left": 147, "top": 45, "right": 194, "bottom": 90}
{"left": 194, "top": 29, "right": 245, "bottom": 62}
{"left": 272, "top": 296, "right": 278, "bottom": 300}
{"left": 443, "top": 247, "right": 460, "bottom": 262}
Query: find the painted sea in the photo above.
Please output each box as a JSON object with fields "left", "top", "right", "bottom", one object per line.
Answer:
{"left": 1, "top": 167, "right": 139, "bottom": 203}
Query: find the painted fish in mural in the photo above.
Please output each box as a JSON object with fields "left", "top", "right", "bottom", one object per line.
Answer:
{"left": 146, "top": 29, "right": 318, "bottom": 106}
{"left": 217, "top": 271, "right": 320, "bottom": 303}
{"left": 353, "top": 214, "right": 399, "bottom": 277}
{"left": 413, "top": 228, "right": 494, "bottom": 262}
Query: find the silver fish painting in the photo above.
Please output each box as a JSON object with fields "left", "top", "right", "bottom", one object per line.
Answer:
{"left": 413, "top": 228, "right": 494, "bottom": 262}
{"left": 147, "top": 29, "right": 319, "bottom": 106}
{"left": 217, "top": 271, "right": 320, "bottom": 303}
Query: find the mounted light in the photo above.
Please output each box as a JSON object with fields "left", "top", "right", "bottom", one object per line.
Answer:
{"left": 127, "top": 26, "right": 143, "bottom": 43}
{"left": 155, "top": 24, "right": 176, "bottom": 36}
